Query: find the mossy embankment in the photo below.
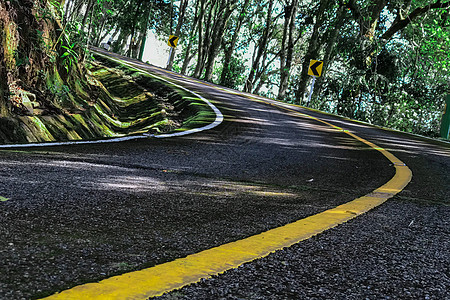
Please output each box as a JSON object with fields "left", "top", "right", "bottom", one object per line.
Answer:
{"left": 0, "top": 54, "right": 214, "bottom": 144}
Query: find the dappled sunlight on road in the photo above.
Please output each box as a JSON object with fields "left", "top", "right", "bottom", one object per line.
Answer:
{"left": 94, "top": 175, "right": 299, "bottom": 199}
{"left": 372, "top": 136, "right": 450, "bottom": 158}
{"left": 37, "top": 160, "right": 134, "bottom": 171}
{"left": 97, "top": 175, "right": 168, "bottom": 192}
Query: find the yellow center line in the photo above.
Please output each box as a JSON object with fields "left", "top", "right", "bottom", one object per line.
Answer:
{"left": 42, "top": 77, "right": 412, "bottom": 300}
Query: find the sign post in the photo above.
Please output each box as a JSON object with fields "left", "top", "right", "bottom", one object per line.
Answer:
{"left": 306, "top": 59, "right": 324, "bottom": 105}
{"left": 307, "top": 77, "right": 317, "bottom": 105}
{"left": 440, "top": 94, "right": 450, "bottom": 139}
{"left": 166, "top": 35, "right": 179, "bottom": 69}
{"left": 166, "top": 48, "right": 174, "bottom": 68}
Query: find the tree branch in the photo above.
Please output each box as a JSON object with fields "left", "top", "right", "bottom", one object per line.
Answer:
{"left": 339, "top": 0, "right": 363, "bottom": 26}
{"left": 381, "top": 0, "right": 450, "bottom": 41}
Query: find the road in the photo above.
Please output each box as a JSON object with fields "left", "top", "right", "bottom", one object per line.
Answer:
{"left": 0, "top": 52, "right": 449, "bottom": 299}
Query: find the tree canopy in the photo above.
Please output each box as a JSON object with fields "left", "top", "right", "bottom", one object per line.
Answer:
{"left": 2, "top": 0, "right": 450, "bottom": 137}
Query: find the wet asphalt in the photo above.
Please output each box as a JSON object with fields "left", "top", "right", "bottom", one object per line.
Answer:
{"left": 0, "top": 54, "right": 449, "bottom": 299}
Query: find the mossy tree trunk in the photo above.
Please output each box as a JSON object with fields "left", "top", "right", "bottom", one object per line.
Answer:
{"left": 0, "top": 0, "right": 84, "bottom": 117}
{"left": 1, "top": 0, "right": 53, "bottom": 114}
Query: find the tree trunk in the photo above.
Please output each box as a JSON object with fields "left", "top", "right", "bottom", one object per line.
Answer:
{"left": 278, "top": 0, "right": 298, "bottom": 100}
{"left": 63, "top": 0, "right": 75, "bottom": 25}
{"left": 193, "top": 0, "right": 216, "bottom": 78}
{"left": 131, "top": 31, "right": 144, "bottom": 59}
{"left": 180, "top": 27, "right": 198, "bottom": 74}
{"left": 167, "top": 0, "right": 189, "bottom": 70}
{"left": 244, "top": 0, "right": 274, "bottom": 93}
{"left": 203, "top": 0, "right": 238, "bottom": 82}
{"left": 179, "top": 0, "right": 201, "bottom": 74}
{"left": 340, "top": 0, "right": 450, "bottom": 69}
{"left": 253, "top": 68, "right": 279, "bottom": 94}
{"left": 193, "top": 0, "right": 208, "bottom": 78}
{"left": 138, "top": 1, "right": 154, "bottom": 61}
{"left": 312, "top": 6, "right": 345, "bottom": 107}
{"left": 112, "top": 29, "right": 129, "bottom": 55}
{"left": 0, "top": 0, "right": 73, "bottom": 116}
{"left": 295, "top": 0, "right": 330, "bottom": 105}
{"left": 68, "top": 0, "right": 86, "bottom": 26}
{"left": 80, "top": 0, "right": 95, "bottom": 33}
{"left": 126, "top": 0, "right": 144, "bottom": 58}
{"left": 219, "top": 0, "right": 251, "bottom": 86}
{"left": 251, "top": 52, "right": 280, "bottom": 94}
{"left": 138, "top": 28, "right": 148, "bottom": 61}
{"left": 94, "top": 15, "right": 108, "bottom": 46}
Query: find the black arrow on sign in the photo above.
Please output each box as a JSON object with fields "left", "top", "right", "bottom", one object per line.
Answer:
{"left": 310, "top": 61, "right": 323, "bottom": 76}
{"left": 169, "top": 36, "right": 178, "bottom": 47}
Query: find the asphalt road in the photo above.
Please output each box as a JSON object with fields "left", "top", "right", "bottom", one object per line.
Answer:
{"left": 0, "top": 54, "right": 449, "bottom": 299}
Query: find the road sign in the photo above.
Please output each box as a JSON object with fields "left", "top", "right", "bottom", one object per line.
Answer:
{"left": 308, "top": 60, "right": 324, "bottom": 77}
{"left": 167, "top": 35, "right": 179, "bottom": 48}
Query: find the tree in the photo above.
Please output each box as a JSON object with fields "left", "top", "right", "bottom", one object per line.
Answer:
{"left": 295, "top": 0, "right": 332, "bottom": 104}
{"left": 0, "top": 0, "right": 69, "bottom": 116}
{"left": 192, "top": 0, "right": 209, "bottom": 78}
{"left": 219, "top": 0, "right": 252, "bottom": 86}
{"left": 343, "top": 0, "right": 450, "bottom": 69}
{"left": 202, "top": 0, "right": 238, "bottom": 81}
{"left": 19, "top": 0, "right": 446, "bottom": 138}
{"left": 180, "top": 0, "right": 202, "bottom": 74}
{"left": 167, "top": 0, "right": 189, "bottom": 70}
{"left": 244, "top": 0, "right": 276, "bottom": 93}
{"left": 278, "top": 0, "right": 299, "bottom": 100}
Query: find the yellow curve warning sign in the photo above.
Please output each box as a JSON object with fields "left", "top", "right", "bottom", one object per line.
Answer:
{"left": 308, "top": 60, "right": 324, "bottom": 77}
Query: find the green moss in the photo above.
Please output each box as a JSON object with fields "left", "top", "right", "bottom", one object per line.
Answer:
{"left": 1, "top": 52, "right": 218, "bottom": 143}
{"left": 73, "top": 80, "right": 90, "bottom": 100}
{"left": 72, "top": 114, "right": 90, "bottom": 129}
{"left": 4, "top": 22, "right": 18, "bottom": 69}
{"left": 27, "top": 117, "right": 55, "bottom": 141}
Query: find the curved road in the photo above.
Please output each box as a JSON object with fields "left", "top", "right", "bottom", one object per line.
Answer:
{"left": 0, "top": 53, "right": 449, "bottom": 299}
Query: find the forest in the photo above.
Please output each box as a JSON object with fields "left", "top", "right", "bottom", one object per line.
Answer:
{"left": 1, "top": 0, "right": 449, "bottom": 138}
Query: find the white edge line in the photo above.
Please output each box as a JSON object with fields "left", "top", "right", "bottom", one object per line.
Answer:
{"left": 0, "top": 55, "right": 223, "bottom": 149}
{"left": 0, "top": 135, "right": 150, "bottom": 149}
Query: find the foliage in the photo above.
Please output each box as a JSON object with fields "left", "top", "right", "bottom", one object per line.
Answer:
{"left": 220, "top": 55, "right": 248, "bottom": 89}
{"left": 60, "top": 39, "right": 80, "bottom": 73}
{"left": 25, "top": 0, "right": 450, "bottom": 137}
{"left": 304, "top": 0, "right": 450, "bottom": 137}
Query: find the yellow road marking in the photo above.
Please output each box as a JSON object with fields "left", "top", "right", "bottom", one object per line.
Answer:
{"left": 42, "top": 73, "right": 412, "bottom": 300}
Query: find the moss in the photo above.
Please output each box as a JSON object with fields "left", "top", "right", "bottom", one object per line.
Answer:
{"left": 71, "top": 114, "right": 90, "bottom": 131}
{"left": 26, "top": 117, "right": 55, "bottom": 141}
{"left": 1, "top": 51, "right": 217, "bottom": 143}
{"left": 73, "top": 80, "right": 90, "bottom": 102}
{"left": 40, "top": 116, "right": 71, "bottom": 141}
{"left": 89, "top": 113, "right": 117, "bottom": 137}
{"left": 4, "top": 21, "right": 18, "bottom": 70}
